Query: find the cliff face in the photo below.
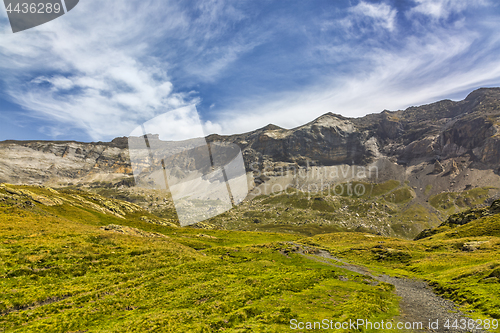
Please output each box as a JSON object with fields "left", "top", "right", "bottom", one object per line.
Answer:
{"left": 1, "top": 88, "right": 500, "bottom": 187}
{"left": 0, "top": 138, "right": 132, "bottom": 186}
{"left": 208, "top": 88, "right": 500, "bottom": 173}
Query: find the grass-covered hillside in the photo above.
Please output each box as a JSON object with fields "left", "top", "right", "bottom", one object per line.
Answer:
{"left": 88, "top": 179, "right": 498, "bottom": 239}
{"left": 0, "top": 184, "right": 398, "bottom": 332}
{"left": 1, "top": 184, "right": 499, "bottom": 332}
{"left": 201, "top": 181, "right": 497, "bottom": 239}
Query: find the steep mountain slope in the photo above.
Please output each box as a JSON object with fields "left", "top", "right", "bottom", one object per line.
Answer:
{"left": 0, "top": 137, "right": 131, "bottom": 186}
{"left": 2, "top": 88, "right": 499, "bottom": 187}
{"left": 0, "top": 184, "right": 400, "bottom": 332}
{"left": 415, "top": 199, "right": 500, "bottom": 240}
{"left": 2, "top": 88, "right": 500, "bottom": 238}
{"left": 209, "top": 88, "right": 500, "bottom": 171}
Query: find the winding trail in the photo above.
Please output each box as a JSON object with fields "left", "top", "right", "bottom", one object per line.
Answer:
{"left": 292, "top": 244, "right": 484, "bottom": 333}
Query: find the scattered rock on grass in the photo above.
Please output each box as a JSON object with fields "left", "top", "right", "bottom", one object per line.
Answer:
{"left": 100, "top": 224, "right": 168, "bottom": 238}
{"left": 461, "top": 241, "right": 488, "bottom": 252}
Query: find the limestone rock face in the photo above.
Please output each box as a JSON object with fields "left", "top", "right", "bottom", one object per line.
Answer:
{"left": 0, "top": 138, "right": 133, "bottom": 186}
{"left": 433, "top": 161, "right": 444, "bottom": 174}
{"left": 2, "top": 88, "right": 500, "bottom": 189}
{"left": 209, "top": 88, "right": 500, "bottom": 175}
{"left": 448, "top": 160, "right": 460, "bottom": 178}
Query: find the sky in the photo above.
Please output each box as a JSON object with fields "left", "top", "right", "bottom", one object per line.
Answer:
{"left": 1, "top": 0, "right": 500, "bottom": 142}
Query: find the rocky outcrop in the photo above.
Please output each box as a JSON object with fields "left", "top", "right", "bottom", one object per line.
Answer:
{"left": 100, "top": 224, "right": 169, "bottom": 238}
{"left": 462, "top": 241, "right": 488, "bottom": 252}
{"left": 2, "top": 88, "right": 500, "bottom": 189}
{"left": 0, "top": 183, "right": 63, "bottom": 206}
{"left": 448, "top": 160, "right": 460, "bottom": 178}
{"left": 0, "top": 138, "right": 133, "bottom": 186}
{"left": 207, "top": 88, "right": 500, "bottom": 176}
{"left": 414, "top": 199, "right": 500, "bottom": 240}
{"left": 433, "top": 161, "right": 444, "bottom": 174}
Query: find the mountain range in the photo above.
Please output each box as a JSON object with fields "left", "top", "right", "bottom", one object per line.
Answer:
{"left": 2, "top": 87, "right": 500, "bottom": 238}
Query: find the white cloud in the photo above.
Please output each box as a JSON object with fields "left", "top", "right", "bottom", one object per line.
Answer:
{"left": 130, "top": 105, "right": 206, "bottom": 142}
{"left": 409, "top": 0, "right": 490, "bottom": 19}
{"left": 209, "top": 22, "right": 500, "bottom": 135}
{"left": 1, "top": 0, "right": 500, "bottom": 143}
{"left": 0, "top": 0, "right": 194, "bottom": 140}
{"left": 203, "top": 120, "right": 223, "bottom": 135}
{"left": 345, "top": 1, "right": 398, "bottom": 32}
{"left": 0, "top": 0, "right": 254, "bottom": 140}
{"left": 31, "top": 76, "right": 75, "bottom": 90}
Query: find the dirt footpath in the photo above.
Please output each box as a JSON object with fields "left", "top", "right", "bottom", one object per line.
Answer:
{"left": 295, "top": 245, "right": 485, "bottom": 333}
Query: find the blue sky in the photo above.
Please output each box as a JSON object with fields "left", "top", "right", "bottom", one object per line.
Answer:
{"left": 1, "top": 0, "right": 500, "bottom": 142}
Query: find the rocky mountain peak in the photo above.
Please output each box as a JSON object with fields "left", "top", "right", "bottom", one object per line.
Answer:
{"left": 302, "top": 112, "right": 355, "bottom": 133}
{"left": 464, "top": 87, "right": 500, "bottom": 102}
{"left": 1, "top": 87, "right": 500, "bottom": 188}
{"left": 260, "top": 124, "right": 284, "bottom": 132}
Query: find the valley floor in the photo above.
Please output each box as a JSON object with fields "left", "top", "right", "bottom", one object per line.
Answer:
{"left": 0, "top": 184, "right": 499, "bottom": 332}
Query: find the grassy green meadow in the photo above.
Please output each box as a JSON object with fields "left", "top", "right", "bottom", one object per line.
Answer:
{"left": 0, "top": 184, "right": 499, "bottom": 332}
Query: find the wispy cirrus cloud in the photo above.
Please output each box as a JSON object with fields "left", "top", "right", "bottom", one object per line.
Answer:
{"left": 0, "top": 1, "right": 192, "bottom": 139}
{"left": 1, "top": 0, "right": 500, "bottom": 141}
{"left": 204, "top": 0, "right": 500, "bottom": 135}
{"left": 344, "top": 1, "right": 398, "bottom": 32}
{"left": 0, "top": 0, "right": 259, "bottom": 140}
{"left": 409, "top": 0, "right": 490, "bottom": 19}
